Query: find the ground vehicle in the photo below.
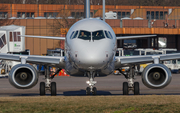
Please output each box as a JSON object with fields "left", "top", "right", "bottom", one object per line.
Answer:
{"left": 164, "top": 60, "right": 180, "bottom": 73}
{"left": 47, "top": 48, "right": 64, "bottom": 57}
{"left": 37, "top": 48, "right": 65, "bottom": 74}
{"left": 0, "top": 50, "right": 30, "bottom": 77}
{"left": 114, "top": 48, "right": 180, "bottom": 74}
{"left": 114, "top": 48, "right": 140, "bottom": 75}
{"left": 162, "top": 49, "right": 180, "bottom": 73}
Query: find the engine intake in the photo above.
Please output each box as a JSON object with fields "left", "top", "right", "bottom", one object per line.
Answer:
{"left": 9, "top": 64, "right": 38, "bottom": 89}
{"left": 142, "top": 64, "right": 172, "bottom": 89}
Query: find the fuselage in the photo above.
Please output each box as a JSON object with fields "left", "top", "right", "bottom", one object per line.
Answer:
{"left": 65, "top": 18, "right": 117, "bottom": 76}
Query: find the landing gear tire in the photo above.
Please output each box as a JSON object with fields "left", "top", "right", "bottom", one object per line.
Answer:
{"left": 40, "top": 82, "right": 45, "bottom": 96}
{"left": 51, "top": 82, "right": 57, "bottom": 96}
{"left": 92, "top": 87, "right": 97, "bottom": 95}
{"left": 134, "top": 82, "right": 139, "bottom": 95}
{"left": 123, "top": 82, "right": 128, "bottom": 95}
{"left": 86, "top": 87, "right": 91, "bottom": 95}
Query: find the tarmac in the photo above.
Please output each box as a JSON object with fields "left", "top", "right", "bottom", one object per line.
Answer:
{"left": 0, "top": 74, "right": 180, "bottom": 96}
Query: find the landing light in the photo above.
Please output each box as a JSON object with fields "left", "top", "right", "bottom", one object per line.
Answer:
{"left": 86, "top": 81, "right": 90, "bottom": 84}
{"left": 89, "top": 66, "right": 95, "bottom": 69}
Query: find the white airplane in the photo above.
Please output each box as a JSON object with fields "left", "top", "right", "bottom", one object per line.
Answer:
{"left": 1, "top": 17, "right": 175, "bottom": 96}
{"left": 0, "top": 2, "right": 177, "bottom": 95}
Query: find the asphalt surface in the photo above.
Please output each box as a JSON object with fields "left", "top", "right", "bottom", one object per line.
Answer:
{"left": 0, "top": 74, "right": 180, "bottom": 96}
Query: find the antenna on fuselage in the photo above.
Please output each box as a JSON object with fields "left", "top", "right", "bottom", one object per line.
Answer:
{"left": 84, "top": 0, "right": 90, "bottom": 18}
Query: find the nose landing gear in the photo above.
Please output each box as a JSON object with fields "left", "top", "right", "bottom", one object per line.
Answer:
{"left": 86, "top": 71, "right": 97, "bottom": 95}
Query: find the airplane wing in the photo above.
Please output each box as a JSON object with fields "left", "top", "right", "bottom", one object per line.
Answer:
{"left": 116, "top": 35, "right": 157, "bottom": 40}
{"left": 20, "top": 35, "right": 156, "bottom": 40}
{"left": 115, "top": 53, "right": 180, "bottom": 68}
{"left": 19, "top": 35, "right": 65, "bottom": 40}
{"left": 0, "top": 53, "right": 65, "bottom": 68}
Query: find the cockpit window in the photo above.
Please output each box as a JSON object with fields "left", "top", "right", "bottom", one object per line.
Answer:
{"left": 104, "top": 31, "right": 112, "bottom": 39}
{"left": 92, "top": 30, "right": 105, "bottom": 40}
{"left": 71, "top": 31, "right": 78, "bottom": 39}
{"left": 108, "top": 31, "right": 113, "bottom": 39}
{"left": 78, "top": 30, "right": 91, "bottom": 40}
{"left": 70, "top": 31, "right": 75, "bottom": 39}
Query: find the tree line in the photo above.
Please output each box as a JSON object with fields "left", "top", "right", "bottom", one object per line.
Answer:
{"left": 0, "top": 0, "right": 180, "bottom": 6}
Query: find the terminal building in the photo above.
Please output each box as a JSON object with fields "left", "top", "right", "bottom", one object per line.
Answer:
{"left": 0, "top": 4, "right": 180, "bottom": 55}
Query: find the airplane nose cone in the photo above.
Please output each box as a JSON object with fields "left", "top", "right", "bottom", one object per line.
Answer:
{"left": 78, "top": 50, "right": 107, "bottom": 69}
{"left": 73, "top": 42, "right": 111, "bottom": 70}
{"left": 70, "top": 38, "right": 114, "bottom": 70}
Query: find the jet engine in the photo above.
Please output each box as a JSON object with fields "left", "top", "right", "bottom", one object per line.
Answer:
{"left": 9, "top": 64, "right": 38, "bottom": 89}
{"left": 142, "top": 64, "right": 172, "bottom": 89}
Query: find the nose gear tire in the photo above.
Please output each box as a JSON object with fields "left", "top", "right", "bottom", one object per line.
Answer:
{"left": 86, "top": 87, "right": 91, "bottom": 95}
{"left": 92, "top": 87, "right": 97, "bottom": 95}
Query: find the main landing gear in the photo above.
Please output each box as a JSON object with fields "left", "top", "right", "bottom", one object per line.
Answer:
{"left": 86, "top": 71, "right": 97, "bottom": 95}
{"left": 118, "top": 66, "right": 140, "bottom": 95}
{"left": 40, "top": 66, "right": 61, "bottom": 96}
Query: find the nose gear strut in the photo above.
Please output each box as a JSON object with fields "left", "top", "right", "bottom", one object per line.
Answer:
{"left": 86, "top": 71, "right": 97, "bottom": 95}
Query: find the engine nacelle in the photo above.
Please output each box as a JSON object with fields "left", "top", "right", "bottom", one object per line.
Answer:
{"left": 9, "top": 64, "right": 38, "bottom": 89}
{"left": 142, "top": 64, "right": 172, "bottom": 89}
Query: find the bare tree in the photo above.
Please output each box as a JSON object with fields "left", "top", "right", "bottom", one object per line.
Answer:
{"left": 48, "top": 8, "right": 78, "bottom": 49}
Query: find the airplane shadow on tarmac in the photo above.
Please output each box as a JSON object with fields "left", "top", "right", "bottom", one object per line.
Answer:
{"left": 7, "top": 91, "right": 180, "bottom": 96}
{"left": 62, "top": 90, "right": 180, "bottom": 96}
{"left": 9, "top": 90, "right": 113, "bottom": 96}
{"left": 63, "top": 90, "right": 112, "bottom": 96}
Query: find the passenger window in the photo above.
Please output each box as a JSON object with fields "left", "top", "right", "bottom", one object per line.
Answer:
{"left": 104, "top": 31, "right": 111, "bottom": 39}
{"left": 72, "top": 31, "right": 78, "bottom": 39}
{"left": 78, "top": 30, "right": 91, "bottom": 40}
{"left": 92, "top": 30, "right": 105, "bottom": 40}
{"left": 70, "top": 31, "right": 75, "bottom": 39}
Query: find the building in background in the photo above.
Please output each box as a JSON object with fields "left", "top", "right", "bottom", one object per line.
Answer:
{"left": 0, "top": 4, "right": 180, "bottom": 55}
